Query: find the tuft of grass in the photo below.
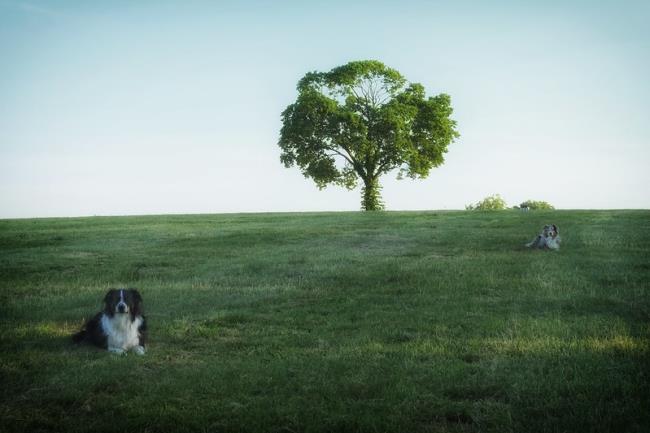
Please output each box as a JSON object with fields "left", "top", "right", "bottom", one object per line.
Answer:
{"left": 1, "top": 210, "right": 649, "bottom": 432}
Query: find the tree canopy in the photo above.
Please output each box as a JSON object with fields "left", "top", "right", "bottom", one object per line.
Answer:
{"left": 278, "top": 60, "right": 459, "bottom": 210}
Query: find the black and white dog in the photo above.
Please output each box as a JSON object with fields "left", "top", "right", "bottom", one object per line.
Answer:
{"left": 73, "top": 288, "right": 147, "bottom": 355}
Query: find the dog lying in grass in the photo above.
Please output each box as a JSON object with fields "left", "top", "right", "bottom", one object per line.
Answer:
{"left": 526, "top": 224, "right": 561, "bottom": 250}
{"left": 72, "top": 288, "right": 147, "bottom": 355}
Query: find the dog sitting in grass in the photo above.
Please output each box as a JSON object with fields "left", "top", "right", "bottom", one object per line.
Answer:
{"left": 526, "top": 224, "right": 561, "bottom": 250}
{"left": 72, "top": 288, "right": 147, "bottom": 355}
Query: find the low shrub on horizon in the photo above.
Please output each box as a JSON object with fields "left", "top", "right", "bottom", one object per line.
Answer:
{"left": 465, "top": 194, "right": 508, "bottom": 210}
{"left": 516, "top": 200, "right": 555, "bottom": 210}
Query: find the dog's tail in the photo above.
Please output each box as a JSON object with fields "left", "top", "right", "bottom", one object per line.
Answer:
{"left": 72, "top": 329, "right": 87, "bottom": 344}
{"left": 526, "top": 235, "right": 542, "bottom": 248}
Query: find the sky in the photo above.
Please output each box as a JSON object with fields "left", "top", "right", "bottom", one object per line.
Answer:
{"left": 1, "top": 0, "right": 649, "bottom": 218}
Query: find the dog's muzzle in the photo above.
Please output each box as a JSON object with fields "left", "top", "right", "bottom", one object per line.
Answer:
{"left": 116, "top": 289, "right": 128, "bottom": 314}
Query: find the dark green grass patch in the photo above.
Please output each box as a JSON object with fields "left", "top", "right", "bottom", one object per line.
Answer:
{"left": 1, "top": 210, "right": 649, "bottom": 432}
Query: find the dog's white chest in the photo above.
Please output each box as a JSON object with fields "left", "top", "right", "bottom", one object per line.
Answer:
{"left": 101, "top": 314, "right": 142, "bottom": 351}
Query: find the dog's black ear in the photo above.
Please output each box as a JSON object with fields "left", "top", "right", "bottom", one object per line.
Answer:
{"left": 104, "top": 289, "right": 116, "bottom": 316}
{"left": 103, "top": 289, "right": 116, "bottom": 312}
{"left": 130, "top": 289, "right": 142, "bottom": 302}
{"left": 552, "top": 224, "right": 558, "bottom": 233}
{"left": 129, "top": 288, "right": 143, "bottom": 317}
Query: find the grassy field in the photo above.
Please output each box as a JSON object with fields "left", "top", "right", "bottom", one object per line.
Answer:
{"left": 1, "top": 210, "right": 649, "bottom": 433}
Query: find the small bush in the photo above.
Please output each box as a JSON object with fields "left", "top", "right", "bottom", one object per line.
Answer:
{"left": 466, "top": 194, "right": 508, "bottom": 211}
{"left": 518, "top": 200, "right": 555, "bottom": 210}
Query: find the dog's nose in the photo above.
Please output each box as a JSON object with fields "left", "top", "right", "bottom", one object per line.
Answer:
{"left": 117, "top": 304, "right": 127, "bottom": 313}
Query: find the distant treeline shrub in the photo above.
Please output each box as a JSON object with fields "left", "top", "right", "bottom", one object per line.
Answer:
{"left": 515, "top": 200, "right": 555, "bottom": 210}
{"left": 465, "top": 194, "right": 507, "bottom": 211}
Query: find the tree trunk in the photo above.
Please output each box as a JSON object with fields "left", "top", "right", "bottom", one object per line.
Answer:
{"left": 361, "top": 178, "right": 384, "bottom": 211}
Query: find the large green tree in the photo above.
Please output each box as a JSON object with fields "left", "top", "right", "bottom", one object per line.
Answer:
{"left": 278, "top": 60, "right": 459, "bottom": 211}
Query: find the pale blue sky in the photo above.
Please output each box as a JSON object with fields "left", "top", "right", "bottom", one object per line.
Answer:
{"left": 1, "top": 0, "right": 649, "bottom": 218}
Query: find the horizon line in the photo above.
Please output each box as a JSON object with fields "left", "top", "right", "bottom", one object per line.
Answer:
{"left": 2, "top": 208, "right": 649, "bottom": 221}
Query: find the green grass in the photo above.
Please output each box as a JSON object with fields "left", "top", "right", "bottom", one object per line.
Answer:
{"left": 1, "top": 210, "right": 649, "bottom": 433}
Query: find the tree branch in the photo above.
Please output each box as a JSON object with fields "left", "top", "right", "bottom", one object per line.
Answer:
{"left": 325, "top": 147, "right": 354, "bottom": 166}
{"left": 374, "top": 159, "right": 395, "bottom": 177}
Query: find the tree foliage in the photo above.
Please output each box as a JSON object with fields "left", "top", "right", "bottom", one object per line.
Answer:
{"left": 278, "top": 60, "right": 459, "bottom": 210}
{"left": 517, "top": 200, "right": 555, "bottom": 210}
{"left": 466, "top": 194, "right": 508, "bottom": 211}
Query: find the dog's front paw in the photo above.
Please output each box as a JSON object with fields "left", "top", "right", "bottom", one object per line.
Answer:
{"left": 133, "top": 345, "right": 146, "bottom": 356}
{"left": 108, "top": 347, "right": 126, "bottom": 355}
